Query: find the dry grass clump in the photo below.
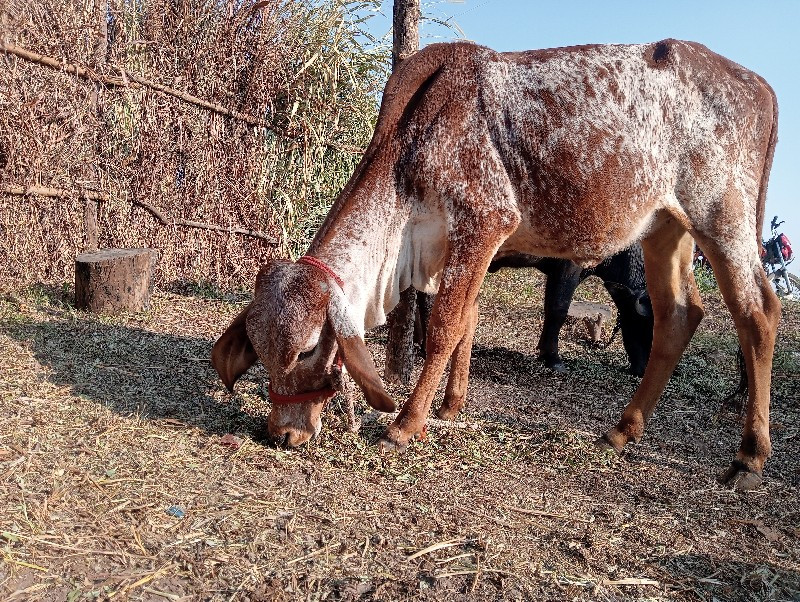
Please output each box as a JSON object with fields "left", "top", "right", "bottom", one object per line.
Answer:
{"left": 0, "top": 272, "right": 798, "bottom": 600}
{"left": 1, "top": 0, "right": 387, "bottom": 291}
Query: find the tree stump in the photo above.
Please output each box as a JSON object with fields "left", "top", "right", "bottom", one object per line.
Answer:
{"left": 75, "top": 248, "right": 157, "bottom": 314}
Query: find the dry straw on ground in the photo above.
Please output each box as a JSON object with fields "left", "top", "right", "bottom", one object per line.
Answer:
{"left": 0, "top": 271, "right": 798, "bottom": 600}
{"left": 2, "top": 2, "right": 799, "bottom": 599}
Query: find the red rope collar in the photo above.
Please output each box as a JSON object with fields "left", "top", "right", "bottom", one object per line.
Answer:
{"left": 268, "top": 383, "right": 336, "bottom": 405}
{"left": 297, "top": 255, "right": 344, "bottom": 289}
{"left": 268, "top": 358, "right": 343, "bottom": 405}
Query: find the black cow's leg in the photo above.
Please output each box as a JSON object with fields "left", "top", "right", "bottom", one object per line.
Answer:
{"left": 414, "top": 292, "right": 435, "bottom": 357}
{"left": 537, "top": 261, "right": 583, "bottom": 372}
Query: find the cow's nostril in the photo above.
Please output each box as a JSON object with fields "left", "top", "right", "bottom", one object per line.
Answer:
{"left": 266, "top": 430, "right": 290, "bottom": 447}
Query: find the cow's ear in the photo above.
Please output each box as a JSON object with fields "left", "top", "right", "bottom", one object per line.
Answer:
{"left": 336, "top": 335, "right": 396, "bottom": 412}
{"left": 634, "top": 292, "right": 653, "bottom": 317}
{"left": 212, "top": 304, "right": 258, "bottom": 391}
{"left": 327, "top": 288, "right": 395, "bottom": 413}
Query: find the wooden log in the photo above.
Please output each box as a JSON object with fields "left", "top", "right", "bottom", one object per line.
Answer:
{"left": 75, "top": 248, "right": 157, "bottom": 314}
{"left": 568, "top": 300, "right": 612, "bottom": 342}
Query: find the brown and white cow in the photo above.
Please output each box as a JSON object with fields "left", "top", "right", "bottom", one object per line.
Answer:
{"left": 213, "top": 40, "right": 779, "bottom": 490}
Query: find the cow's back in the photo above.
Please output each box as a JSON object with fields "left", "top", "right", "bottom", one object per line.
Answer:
{"left": 483, "top": 40, "right": 773, "bottom": 261}
{"left": 386, "top": 40, "right": 775, "bottom": 265}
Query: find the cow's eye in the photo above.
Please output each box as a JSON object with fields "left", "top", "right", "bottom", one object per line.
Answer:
{"left": 298, "top": 344, "right": 318, "bottom": 362}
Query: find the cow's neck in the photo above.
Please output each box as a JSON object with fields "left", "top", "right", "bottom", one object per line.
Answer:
{"left": 306, "top": 175, "right": 411, "bottom": 334}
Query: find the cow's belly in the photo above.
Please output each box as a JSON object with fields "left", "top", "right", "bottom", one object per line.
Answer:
{"left": 498, "top": 198, "right": 660, "bottom": 267}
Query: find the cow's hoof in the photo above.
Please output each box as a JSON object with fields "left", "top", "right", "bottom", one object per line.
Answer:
{"left": 435, "top": 405, "right": 460, "bottom": 421}
{"left": 595, "top": 432, "right": 624, "bottom": 454}
{"left": 718, "top": 461, "right": 763, "bottom": 491}
{"left": 378, "top": 437, "right": 408, "bottom": 453}
{"left": 378, "top": 426, "right": 410, "bottom": 453}
{"left": 539, "top": 353, "right": 566, "bottom": 373}
{"left": 627, "top": 365, "right": 646, "bottom": 378}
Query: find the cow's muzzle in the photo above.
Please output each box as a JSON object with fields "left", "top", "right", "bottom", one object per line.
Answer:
{"left": 266, "top": 385, "right": 333, "bottom": 447}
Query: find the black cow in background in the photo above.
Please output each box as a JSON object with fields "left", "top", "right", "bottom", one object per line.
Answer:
{"left": 488, "top": 244, "right": 653, "bottom": 376}
{"left": 410, "top": 244, "right": 653, "bottom": 377}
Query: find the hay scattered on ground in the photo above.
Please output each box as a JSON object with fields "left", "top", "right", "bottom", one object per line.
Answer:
{"left": 1, "top": 271, "right": 798, "bottom": 601}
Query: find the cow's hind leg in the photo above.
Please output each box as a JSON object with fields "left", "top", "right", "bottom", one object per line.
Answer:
{"left": 600, "top": 218, "right": 704, "bottom": 455}
{"left": 697, "top": 238, "right": 780, "bottom": 490}
{"left": 436, "top": 298, "right": 478, "bottom": 420}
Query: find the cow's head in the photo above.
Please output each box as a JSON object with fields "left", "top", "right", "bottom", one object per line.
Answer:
{"left": 604, "top": 283, "right": 654, "bottom": 377}
{"left": 211, "top": 259, "right": 395, "bottom": 446}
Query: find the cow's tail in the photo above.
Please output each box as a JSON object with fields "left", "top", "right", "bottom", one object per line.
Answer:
{"left": 754, "top": 79, "right": 779, "bottom": 251}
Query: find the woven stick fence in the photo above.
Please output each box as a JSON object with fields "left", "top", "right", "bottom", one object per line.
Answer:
{"left": 0, "top": 0, "right": 386, "bottom": 291}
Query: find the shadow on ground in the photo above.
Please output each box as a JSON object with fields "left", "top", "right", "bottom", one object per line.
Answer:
{"left": 3, "top": 310, "right": 266, "bottom": 437}
{"left": 658, "top": 552, "right": 800, "bottom": 601}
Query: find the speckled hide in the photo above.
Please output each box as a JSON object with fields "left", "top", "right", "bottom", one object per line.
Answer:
{"left": 213, "top": 40, "right": 779, "bottom": 490}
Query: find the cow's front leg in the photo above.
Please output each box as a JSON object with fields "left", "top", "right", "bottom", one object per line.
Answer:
{"left": 379, "top": 278, "right": 479, "bottom": 450}
{"left": 380, "top": 204, "right": 519, "bottom": 450}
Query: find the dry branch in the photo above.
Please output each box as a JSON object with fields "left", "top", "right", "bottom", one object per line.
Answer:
{"left": 1, "top": 42, "right": 263, "bottom": 126}
{"left": 407, "top": 538, "right": 468, "bottom": 561}
{"left": 504, "top": 505, "right": 591, "bottom": 524}
{"left": 2, "top": 184, "right": 110, "bottom": 201}
{"left": 2, "top": 184, "right": 277, "bottom": 244}
{"left": 0, "top": 41, "right": 364, "bottom": 154}
{"left": 129, "top": 198, "right": 278, "bottom": 244}
{"left": 598, "top": 577, "right": 660, "bottom": 587}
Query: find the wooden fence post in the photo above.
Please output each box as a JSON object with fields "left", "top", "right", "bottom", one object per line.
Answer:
{"left": 392, "top": 0, "right": 420, "bottom": 69}
{"left": 84, "top": 197, "right": 99, "bottom": 251}
{"left": 384, "top": 0, "right": 421, "bottom": 385}
{"left": 83, "top": 3, "right": 106, "bottom": 252}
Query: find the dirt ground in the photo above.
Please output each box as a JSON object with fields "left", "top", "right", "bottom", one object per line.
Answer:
{"left": 1, "top": 269, "right": 798, "bottom": 601}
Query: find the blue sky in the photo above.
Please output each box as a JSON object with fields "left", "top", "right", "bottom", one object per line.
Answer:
{"left": 366, "top": 0, "right": 799, "bottom": 266}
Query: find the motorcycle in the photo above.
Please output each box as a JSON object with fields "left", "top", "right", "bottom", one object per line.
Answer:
{"left": 762, "top": 215, "right": 797, "bottom": 298}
